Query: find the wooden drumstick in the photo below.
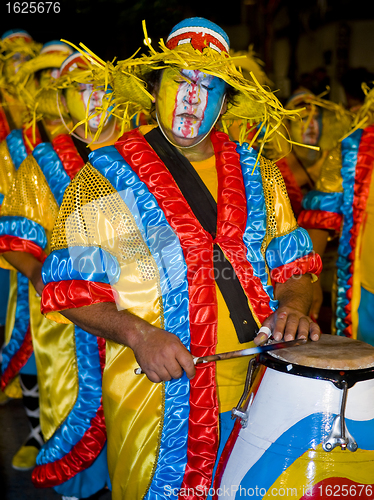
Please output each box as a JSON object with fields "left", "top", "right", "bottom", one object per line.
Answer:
{"left": 134, "top": 338, "right": 307, "bottom": 375}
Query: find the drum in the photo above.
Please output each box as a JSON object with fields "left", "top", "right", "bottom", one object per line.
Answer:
{"left": 215, "top": 334, "right": 374, "bottom": 499}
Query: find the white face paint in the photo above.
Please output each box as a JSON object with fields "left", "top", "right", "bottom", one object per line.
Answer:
{"left": 156, "top": 68, "right": 226, "bottom": 147}
{"left": 81, "top": 84, "right": 107, "bottom": 130}
{"left": 65, "top": 83, "right": 111, "bottom": 131}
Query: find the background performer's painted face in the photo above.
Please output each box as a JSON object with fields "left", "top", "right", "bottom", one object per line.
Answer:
{"left": 65, "top": 83, "right": 110, "bottom": 131}
{"left": 156, "top": 68, "right": 226, "bottom": 147}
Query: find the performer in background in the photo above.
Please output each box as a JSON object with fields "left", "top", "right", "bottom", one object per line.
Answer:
{"left": 0, "top": 29, "right": 42, "bottom": 407}
{"left": 0, "top": 49, "right": 118, "bottom": 497}
{"left": 298, "top": 83, "right": 374, "bottom": 344}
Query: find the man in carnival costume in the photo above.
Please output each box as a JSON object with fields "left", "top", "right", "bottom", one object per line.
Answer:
{"left": 0, "top": 29, "right": 42, "bottom": 401}
{"left": 0, "top": 49, "right": 119, "bottom": 497}
{"left": 297, "top": 84, "right": 374, "bottom": 344}
{"left": 40, "top": 18, "right": 322, "bottom": 500}
{"left": 0, "top": 36, "right": 71, "bottom": 471}
{"left": 0, "top": 29, "right": 42, "bottom": 139}
{"left": 263, "top": 88, "right": 353, "bottom": 219}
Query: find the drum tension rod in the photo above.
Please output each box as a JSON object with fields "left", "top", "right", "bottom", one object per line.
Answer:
{"left": 231, "top": 357, "right": 257, "bottom": 428}
{"left": 322, "top": 380, "right": 358, "bottom": 453}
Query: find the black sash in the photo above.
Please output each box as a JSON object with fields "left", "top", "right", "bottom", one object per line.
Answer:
{"left": 71, "top": 134, "right": 91, "bottom": 163}
{"left": 145, "top": 127, "right": 258, "bottom": 343}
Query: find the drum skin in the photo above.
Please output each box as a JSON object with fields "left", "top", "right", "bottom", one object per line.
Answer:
{"left": 216, "top": 335, "right": 374, "bottom": 499}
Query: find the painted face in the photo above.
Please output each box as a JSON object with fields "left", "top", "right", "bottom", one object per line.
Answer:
{"left": 65, "top": 83, "right": 111, "bottom": 130}
{"left": 3, "top": 52, "right": 30, "bottom": 80}
{"left": 156, "top": 68, "right": 226, "bottom": 147}
{"left": 290, "top": 105, "right": 322, "bottom": 147}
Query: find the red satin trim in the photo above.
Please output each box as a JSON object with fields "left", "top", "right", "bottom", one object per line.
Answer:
{"left": 0, "top": 235, "right": 47, "bottom": 262}
{"left": 52, "top": 134, "right": 86, "bottom": 179}
{"left": 276, "top": 157, "right": 303, "bottom": 217}
{"left": 298, "top": 209, "right": 343, "bottom": 232}
{"left": 270, "top": 251, "right": 323, "bottom": 283}
{"left": 115, "top": 129, "right": 219, "bottom": 497}
{"left": 0, "top": 326, "right": 33, "bottom": 390}
{"left": 32, "top": 404, "right": 107, "bottom": 488}
{"left": 211, "top": 130, "right": 275, "bottom": 325}
{"left": 343, "top": 124, "right": 374, "bottom": 336}
{"left": 0, "top": 107, "right": 10, "bottom": 142}
{"left": 41, "top": 280, "right": 116, "bottom": 314}
{"left": 22, "top": 124, "right": 42, "bottom": 155}
{"left": 212, "top": 365, "right": 267, "bottom": 499}
{"left": 97, "top": 336, "right": 106, "bottom": 375}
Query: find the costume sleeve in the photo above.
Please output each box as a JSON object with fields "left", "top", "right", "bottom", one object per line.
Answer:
{"left": 0, "top": 152, "right": 60, "bottom": 269}
{"left": 297, "top": 143, "right": 344, "bottom": 232}
{"left": 41, "top": 161, "right": 122, "bottom": 316}
{"left": 0, "top": 139, "right": 16, "bottom": 205}
{"left": 259, "top": 156, "right": 322, "bottom": 283}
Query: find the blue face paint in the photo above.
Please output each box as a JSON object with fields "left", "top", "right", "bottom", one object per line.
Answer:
{"left": 156, "top": 68, "right": 226, "bottom": 148}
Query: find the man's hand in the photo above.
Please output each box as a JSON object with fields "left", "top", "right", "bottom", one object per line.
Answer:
{"left": 61, "top": 303, "right": 196, "bottom": 383}
{"left": 254, "top": 305, "right": 320, "bottom": 345}
{"left": 129, "top": 325, "right": 196, "bottom": 383}
{"left": 254, "top": 274, "right": 321, "bottom": 345}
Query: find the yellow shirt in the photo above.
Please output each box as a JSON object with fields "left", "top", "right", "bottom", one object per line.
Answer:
{"left": 191, "top": 155, "right": 255, "bottom": 413}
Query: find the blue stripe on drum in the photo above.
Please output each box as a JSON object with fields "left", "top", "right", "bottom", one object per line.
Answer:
{"left": 237, "top": 413, "right": 374, "bottom": 495}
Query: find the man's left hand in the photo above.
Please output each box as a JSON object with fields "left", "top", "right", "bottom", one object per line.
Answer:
{"left": 254, "top": 305, "right": 320, "bottom": 345}
{"left": 253, "top": 274, "right": 321, "bottom": 345}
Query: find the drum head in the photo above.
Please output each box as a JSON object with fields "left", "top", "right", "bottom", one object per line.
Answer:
{"left": 269, "top": 334, "right": 374, "bottom": 370}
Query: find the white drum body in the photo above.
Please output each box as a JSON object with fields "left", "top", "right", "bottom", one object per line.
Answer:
{"left": 216, "top": 335, "right": 374, "bottom": 499}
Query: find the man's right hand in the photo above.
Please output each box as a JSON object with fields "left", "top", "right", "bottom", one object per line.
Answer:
{"left": 60, "top": 302, "right": 196, "bottom": 383}
{"left": 130, "top": 326, "right": 196, "bottom": 383}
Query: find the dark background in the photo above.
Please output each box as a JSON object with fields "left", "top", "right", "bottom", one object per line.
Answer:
{"left": 1, "top": 0, "right": 373, "bottom": 93}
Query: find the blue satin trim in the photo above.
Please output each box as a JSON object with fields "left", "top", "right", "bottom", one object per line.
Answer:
{"left": 32, "top": 142, "right": 71, "bottom": 207}
{"left": 0, "top": 215, "right": 47, "bottom": 249}
{"left": 42, "top": 246, "right": 121, "bottom": 285}
{"left": 239, "top": 412, "right": 374, "bottom": 493}
{"left": 89, "top": 147, "right": 191, "bottom": 497}
{"left": 53, "top": 444, "right": 111, "bottom": 498}
{"left": 6, "top": 129, "right": 27, "bottom": 170}
{"left": 335, "top": 129, "right": 362, "bottom": 336}
{"left": 36, "top": 325, "right": 104, "bottom": 464}
{"left": 0, "top": 193, "right": 4, "bottom": 205}
{"left": 1, "top": 272, "right": 30, "bottom": 373}
{"left": 302, "top": 190, "right": 344, "bottom": 213}
{"left": 266, "top": 227, "right": 313, "bottom": 269}
{"left": 237, "top": 142, "right": 277, "bottom": 311}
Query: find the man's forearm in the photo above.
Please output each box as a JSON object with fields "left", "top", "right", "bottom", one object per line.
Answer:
{"left": 307, "top": 229, "right": 329, "bottom": 257}
{"left": 60, "top": 302, "right": 157, "bottom": 349}
{"left": 274, "top": 273, "right": 313, "bottom": 315}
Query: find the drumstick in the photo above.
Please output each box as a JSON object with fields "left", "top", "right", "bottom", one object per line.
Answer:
{"left": 134, "top": 338, "right": 307, "bottom": 375}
